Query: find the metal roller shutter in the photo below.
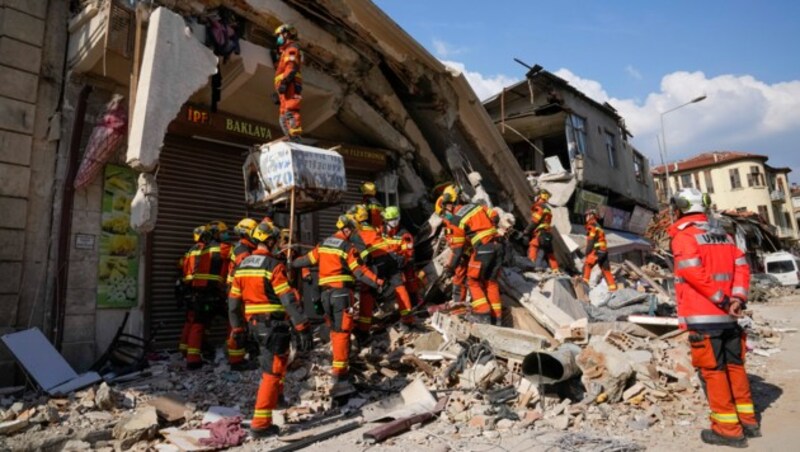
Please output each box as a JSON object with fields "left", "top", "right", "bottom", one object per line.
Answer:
{"left": 314, "top": 171, "right": 371, "bottom": 237}
{"left": 148, "top": 136, "right": 264, "bottom": 349}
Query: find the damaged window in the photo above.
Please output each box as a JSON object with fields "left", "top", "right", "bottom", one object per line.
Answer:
{"left": 633, "top": 153, "right": 645, "bottom": 183}
{"left": 680, "top": 173, "right": 693, "bottom": 189}
{"left": 747, "top": 166, "right": 765, "bottom": 187}
{"left": 566, "top": 114, "right": 587, "bottom": 159}
{"left": 604, "top": 131, "right": 616, "bottom": 167}
{"left": 758, "top": 205, "right": 769, "bottom": 222}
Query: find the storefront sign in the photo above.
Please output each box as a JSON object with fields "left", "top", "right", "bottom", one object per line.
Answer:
{"left": 97, "top": 165, "right": 139, "bottom": 309}
{"left": 336, "top": 146, "right": 385, "bottom": 164}
{"left": 172, "top": 104, "right": 279, "bottom": 144}
{"left": 225, "top": 118, "right": 273, "bottom": 140}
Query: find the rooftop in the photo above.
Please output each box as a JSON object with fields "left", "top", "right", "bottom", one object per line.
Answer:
{"left": 652, "top": 151, "right": 767, "bottom": 175}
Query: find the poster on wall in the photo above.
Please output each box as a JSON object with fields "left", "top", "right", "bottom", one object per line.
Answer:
{"left": 573, "top": 188, "right": 607, "bottom": 215}
{"left": 603, "top": 206, "right": 632, "bottom": 230}
{"left": 97, "top": 164, "right": 139, "bottom": 308}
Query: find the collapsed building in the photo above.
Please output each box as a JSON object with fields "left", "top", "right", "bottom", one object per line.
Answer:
{"left": 483, "top": 68, "right": 658, "bottom": 264}
{"left": 0, "top": 0, "right": 535, "bottom": 377}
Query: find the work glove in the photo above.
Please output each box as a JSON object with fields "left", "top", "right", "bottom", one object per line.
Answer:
{"left": 278, "top": 82, "right": 288, "bottom": 94}
{"left": 230, "top": 327, "right": 248, "bottom": 350}
{"left": 271, "top": 92, "right": 280, "bottom": 105}
{"left": 296, "top": 326, "right": 313, "bottom": 352}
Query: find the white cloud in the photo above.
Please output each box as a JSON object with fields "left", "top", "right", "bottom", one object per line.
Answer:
{"left": 625, "top": 65, "right": 642, "bottom": 80}
{"left": 432, "top": 38, "right": 467, "bottom": 58}
{"left": 550, "top": 69, "right": 800, "bottom": 179}
{"left": 440, "top": 59, "right": 519, "bottom": 101}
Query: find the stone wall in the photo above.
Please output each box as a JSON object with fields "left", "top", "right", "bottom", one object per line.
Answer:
{"left": 0, "top": 0, "right": 67, "bottom": 385}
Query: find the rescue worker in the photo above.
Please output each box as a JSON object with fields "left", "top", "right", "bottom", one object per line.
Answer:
{"left": 347, "top": 204, "right": 416, "bottom": 336}
{"left": 227, "top": 221, "right": 312, "bottom": 437}
{"left": 360, "top": 182, "right": 384, "bottom": 229}
{"left": 382, "top": 206, "right": 423, "bottom": 307}
{"left": 582, "top": 209, "right": 617, "bottom": 292}
{"left": 441, "top": 186, "right": 503, "bottom": 324}
{"left": 226, "top": 217, "right": 259, "bottom": 368}
{"left": 291, "top": 215, "right": 383, "bottom": 385}
{"left": 669, "top": 188, "right": 757, "bottom": 447}
{"left": 273, "top": 24, "right": 303, "bottom": 141}
{"left": 436, "top": 192, "right": 469, "bottom": 310}
{"left": 178, "top": 225, "right": 207, "bottom": 357}
{"left": 523, "top": 189, "right": 558, "bottom": 271}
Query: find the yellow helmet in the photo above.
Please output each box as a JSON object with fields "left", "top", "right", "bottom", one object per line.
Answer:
{"left": 274, "top": 23, "right": 298, "bottom": 38}
{"left": 234, "top": 218, "right": 258, "bottom": 239}
{"left": 251, "top": 221, "right": 280, "bottom": 245}
{"left": 382, "top": 206, "right": 401, "bottom": 221}
{"left": 336, "top": 215, "right": 358, "bottom": 231}
{"left": 347, "top": 204, "right": 369, "bottom": 223}
{"left": 279, "top": 228, "right": 291, "bottom": 243}
{"left": 537, "top": 189, "right": 551, "bottom": 202}
{"left": 207, "top": 220, "right": 228, "bottom": 234}
{"left": 441, "top": 185, "right": 460, "bottom": 204}
{"left": 192, "top": 225, "right": 208, "bottom": 243}
{"left": 360, "top": 181, "right": 377, "bottom": 196}
{"left": 434, "top": 196, "right": 444, "bottom": 215}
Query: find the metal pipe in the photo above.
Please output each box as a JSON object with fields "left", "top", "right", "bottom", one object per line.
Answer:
{"left": 52, "top": 85, "right": 92, "bottom": 350}
{"left": 521, "top": 343, "right": 581, "bottom": 384}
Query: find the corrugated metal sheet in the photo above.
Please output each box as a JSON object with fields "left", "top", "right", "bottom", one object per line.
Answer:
{"left": 148, "top": 136, "right": 261, "bottom": 349}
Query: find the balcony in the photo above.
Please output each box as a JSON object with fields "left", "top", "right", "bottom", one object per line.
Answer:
{"left": 777, "top": 226, "right": 795, "bottom": 238}
{"left": 770, "top": 190, "right": 786, "bottom": 203}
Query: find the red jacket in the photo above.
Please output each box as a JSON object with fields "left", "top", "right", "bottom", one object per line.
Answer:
{"left": 668, "top": 213, "right": 750, "bottom": 331}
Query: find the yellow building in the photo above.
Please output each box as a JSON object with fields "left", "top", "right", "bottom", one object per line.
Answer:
{"left": 652, "top": 151, "right": 798, "bottom": 243}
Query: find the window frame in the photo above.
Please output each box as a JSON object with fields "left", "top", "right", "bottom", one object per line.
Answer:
{"left": 703, "top": 170, "right": 714, "bottom": 193}
{"left": 729, "top": 168, "right": 742, "bottom": 189}
{"left": 604, "top": 130, "right": 617, "bottom": 168}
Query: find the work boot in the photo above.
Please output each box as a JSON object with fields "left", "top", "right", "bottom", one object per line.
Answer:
{"left": 250, "top": 424, "right": 280, "bottom": 438}
{"left": 186, "top": 361, "right": 203, "bottom": 371}
{"left": 700, "top": 429, "right": 747, "bottom": 448}
{"left": 742, "top": 423, "right": 762, "bottom": 438}
{"left": 352, "top": 329, "right": 371, "bottom": 348}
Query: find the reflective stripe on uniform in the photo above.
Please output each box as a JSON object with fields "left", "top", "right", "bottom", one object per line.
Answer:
{"left": 348, "top": 261, "right": 359, "bottom": 271}
{"left": 735, "top": 257, "right": 748, "bottom": 266}
{"left": 593, "top": 241, "right": 607, "bottom": 248}
{"left": 332, "top": 360, "right": 347, "bottom": 369}
{"left": 470, "top": 228, "right": 497, "bottom": 246}
{"left": 253, "top": 409, "right": 272, "bottom": 419}
{"left": 458, "top": 206, "right": 482, "bottom": 229}
{"left": 360, "top": 242, "right": 391, "bottom": 259}
{"left": 320, "top": 247, "right": 348, "bottom": 259}
{"left": 244, "top": 304, "right": 286, "bottom": 314}
{"left": 308, "top": 253, "right": 318, "bottom": 265}
{"left": 471, "top": 297, "right": 487, "bottom": 308}
{"left": 228, "top": 349, "right": 246, "bottom": 356}
{"left": 274, "top": 282, "right": 290, "bottom": 294}
{"left": 187, "top": 347, "right": 201, "bottom": 355}
{"left": 235, "top": 269, "right": 273, "bottom": 279}
{"left": 732, "top": 286, "right": 748, "bottom": 298}
{"left": 357, "top": 317, "right": 372, "bottom": 324}
{"left": 735, "top": 403, "right": 755, "bottom": 414}
{"left": 710, "top": 412, "right": 740, "bottom": 424}
{"left": 319, "top": 275, "right": 355, "bottom": 285}
{"left": 710, "top": 290, "right": 725, "bottom": 303}
{"left": 677, "top": 257, "right": 702, "bottom": 269}
{"left": 679, "top": 314, "right": 736, "bottom": 325}
{"left": 712, "top": 273, "right": 732, "bottom": 282}
{"left": 193, "top": 274, "right": 223, "bottom": 281}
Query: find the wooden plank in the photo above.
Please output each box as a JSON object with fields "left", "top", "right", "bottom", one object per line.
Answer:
{"left": 624, "top": 260, "right": 672, "bottom": 302}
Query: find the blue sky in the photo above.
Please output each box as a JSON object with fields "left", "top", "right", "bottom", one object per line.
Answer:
{"left": 375, "top": 0, "right": 800, "bottom": 183}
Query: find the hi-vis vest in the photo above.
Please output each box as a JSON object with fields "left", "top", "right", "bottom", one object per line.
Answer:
{"left": 228, "top": 251, "right": 291, "bottom": 319}
{"left": 669, "top": 213, "right": 750, "bottom": 331}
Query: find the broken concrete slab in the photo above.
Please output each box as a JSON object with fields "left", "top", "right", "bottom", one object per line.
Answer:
{"left": 576, "top": 338, "right": 634, "bottom": 404}
{"left": 94, "top": 382, "right": 116, "bottom": 411}
{"left": 126, "top": 7, "right": 218, "bottom": 172}
{"left": 0, "top": 418, "right": 28, "bottom": 435}
{"left": 112, "top": 405, "right": 159, "bottom": 448}
{"left": 144, "top": 393, "right": 188, "bottom": 423}
{"left": 469, "top": 322, "right": 551, "bottom": 361}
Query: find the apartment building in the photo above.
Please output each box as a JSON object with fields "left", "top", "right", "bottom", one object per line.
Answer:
{"left": 652, "top": 151, "right": 798, "bottom": 243}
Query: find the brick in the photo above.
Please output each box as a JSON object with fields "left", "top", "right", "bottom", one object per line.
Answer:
{"left": 0, "top": 96, "right": 35, "bottom": 133}
{"left": 60, "top": 341, "right": 95, "bottom": 372}
{"left": 0, "top": 37, "right": 42, "bottom": 74}
{"left": 0, "top": 129, "right": 31, "bottom": 165}
{"left": 0, "top": 197, "right": 26, "bottom": 228}
{"left": 0, "top": 162, "right": 30, "bottom": 197}
{"left": 0, "top": 7, "right": 45, "bottom": 46}
{"left": 0, "top": 295, "right": 18, "bottom": 326}
{"left": 0, "top": 229, "right": 24, "bottom": 260}
{"left": 1, "top": 0, "right": 48, "bottom": 19}
{"left": 63, "top": 314, "right": 95, "bottom": 343}
{"left": 65, "top": 287, "right": 97, "bottom": 315}
{"left": 0, "top": 65, "right": 38, "bottom": 103}
{"left": 0, "top": 261, "right": 22, "bottom": 292}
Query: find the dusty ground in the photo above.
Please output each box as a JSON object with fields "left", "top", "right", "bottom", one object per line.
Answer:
{"left": 240, "top": 296, "right": 800, "bottom": 452}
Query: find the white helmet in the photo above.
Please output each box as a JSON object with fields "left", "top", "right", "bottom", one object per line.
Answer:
{"left": 671, "top": 188, "right": 710, "bottom": 214}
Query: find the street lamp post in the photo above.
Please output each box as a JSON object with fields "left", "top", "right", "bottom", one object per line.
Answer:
{"left": 660, "top": 95, "right": 707, "bottom": 213}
